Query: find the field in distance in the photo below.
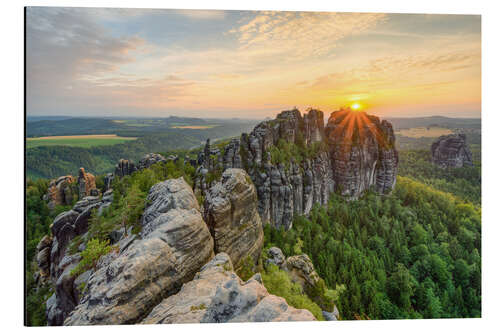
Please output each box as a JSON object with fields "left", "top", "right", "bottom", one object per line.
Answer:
{"left": 395, "top": 127, "right": 453, "bottom": 138}
{"left": 26, "top": 134, "right": 136, "bottom": 148}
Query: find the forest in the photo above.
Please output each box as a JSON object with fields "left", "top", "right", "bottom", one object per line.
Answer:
{"left": 264, "top": 173, "right": 481, "bottom": 319}
{"left": 25, "top": 127, "right": 482, "bottom": 324}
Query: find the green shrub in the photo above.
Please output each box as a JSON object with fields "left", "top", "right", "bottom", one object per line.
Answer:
{"left": 237, "top": 255, "right": 256, "bottom": 281}
{"left": 71, "top": 239, "right": 114, "bottom": 277}
{"left": 261, "top": 264, "right": 325, "bottom": 320}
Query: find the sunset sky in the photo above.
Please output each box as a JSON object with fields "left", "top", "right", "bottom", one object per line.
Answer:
{"left": 26, "top": 7, "right": 481, "bottom": 119}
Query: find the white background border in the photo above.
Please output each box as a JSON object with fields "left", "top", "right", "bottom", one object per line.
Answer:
{"left": 2, "top": 0, "right": 497, "bottom": 332}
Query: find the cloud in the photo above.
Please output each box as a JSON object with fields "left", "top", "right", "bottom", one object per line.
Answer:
{"left": 25, "top": 8, "right": 480, "bottom": 118}
{"left": 308, "top": 49, "right": 480, "bottom": 91}
{"left": 26, "top": 7, "right": 144, "bottom": 112}
{"left": 230, "top": 11, "right": 387, "bottom": 60}
{"left": 172, "top": 9, "right": 227, "bottom": 20}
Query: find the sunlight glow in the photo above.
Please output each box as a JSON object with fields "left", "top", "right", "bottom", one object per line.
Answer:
{"left": 351, "top": 103, "right": 362, "bottom": 111}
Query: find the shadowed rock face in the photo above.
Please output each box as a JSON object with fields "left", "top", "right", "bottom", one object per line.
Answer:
{"left": 204, "top": 168, "right": 264, "bottom": 269}
{"left": 64, "top": 177, "right": 214, "bottom": 326}
{"left": 141, "top": 253, "right": 316, "bottom": 324}
{"left": 196, "top": 108, "right": 398, "bottom": 230}
{"left": 431, "top": 134, "right": 473, "bottom": 168}
{"left": 45, "top": 195, "right": 105, "bottom": 326}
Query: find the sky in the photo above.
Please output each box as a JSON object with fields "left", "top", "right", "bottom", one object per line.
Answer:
{"left": 26, "top": 7, "right": 481, "bottom": 119}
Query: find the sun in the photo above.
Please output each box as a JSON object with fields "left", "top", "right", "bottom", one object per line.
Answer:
{"left": 351, "top": 102, "right": 362, "bottom": 111}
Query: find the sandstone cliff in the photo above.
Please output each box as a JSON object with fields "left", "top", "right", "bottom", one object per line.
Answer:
{"left": 204, "top": 168, "right": 264, "bottom": 269}
{"left": 431, "top": 133, "right": 473, "bottom": 168}
{"left": 64, "top": 177, "right": 214, "bottom": 325}
{"left": 196, "top": 107, "right": 398, "bottom": 230}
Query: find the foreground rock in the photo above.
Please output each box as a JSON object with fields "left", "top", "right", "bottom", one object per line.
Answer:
{"left": 196, "top": 107, "right": 398, "bottom": 229}
{"left": 204, "top": 168, "right": 264, "bottom": 269}
{"left": 64, "top": 177, "right": 214, "bottom": 325}
{"left": 431, "top": 133, "right": 473, "bottom": 168}
{"left": 141, "top": 253, "right": 316, "bottom": 324}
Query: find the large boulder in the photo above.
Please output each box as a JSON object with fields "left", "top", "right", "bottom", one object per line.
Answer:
{"left": 64, "top": 177, "right": 214, "bottom": 325}
{"left": 204, "top": 168, "right": 264, "bottom": 269}
{"left": 431, "top": 133, "right": 473, "bottom": 168}
{"left": 141, "top": 253, "right": 316, "bottom": 324}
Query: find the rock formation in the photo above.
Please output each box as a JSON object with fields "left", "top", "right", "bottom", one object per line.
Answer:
{"left": 46, "top": 195, "right": 104, "bottom": 325}
{"left": 285, "top": 254, "right": 321, "bottom": 290}
{"left": 266, "top": 247, "right": 286, "bottom": 269}
{"left": 137, "top": 153, "right": 167, "bottom": 170}
{"left": 45, "top": 175, "right": 75, "bottom": 209}
{"left": 325, "top": 109, "right": 398, "bottom": 197}
{"left": 35, "top": 235, "right": 52, "bottom": 283}
{"left": 141, "top": 253, "right": 316, "bottom": 324}
{"left": 77, "top": 168, "right": 97, "bottom": 199}
{"left": 196, "top": 107, "right": 398, "bottom": 230}
{"left": 114, "top": 159, "right": 137, "bottom": 177}
{"left": 113, "top": 153, "right": 171, "bottom": 179}
{"left": 266, "top": 248, "right": 340, "bottom": 321}
{"left": 103, "top": 173, "right": 114, "bottom": 191}
{"left": 431, "top": 133, "right": 473, "bottom": 168}
{"left": 64, "top": 177, "right": 214, "bottom": 325}
{"left": 204, "top": 168, "right": 264, "bottom": 269}
{"left": 37, "top": 165, "right": 329, "bottom": 325}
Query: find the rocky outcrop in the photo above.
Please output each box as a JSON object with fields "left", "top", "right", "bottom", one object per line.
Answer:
{"left": 64, "top": 177, "right": 214, "bottom": 325}
{"left": 114, "top": 159, "right": 137, "bottom": 177}
{"left": 266, "top": 248, "right": 340, "bottom": 320}
{"left": 77, "top": 168, "right": 97, "bottom": 199}
{"left": 204, "top": 168, "right": 264, "bottom": 269}
{"left": 137, "top": 153, "right": 167, "bottom": 170}
{"left": 35, "top": 235, "right": 52, "bottom": 282}
{"left": 196, "top": 107, "right": 398, "bottom": 230}
{"left": 141, "top": 253, "right": 316, "bottom": 324}
{"left": 103, "top": 173, "right": 114, "bottom": 191}
{"left": 45, "top": 194, "right": 105, "bottom": 325}
{"left": 266, "top": 247, "right": 286, "bottom": 269}
{"left": 45, "top": 175, "right": 75, "bottom": 209}
{"left": 285, "top": 254, "right": 321, "bottom": 290}
{"left": 113, "top": 153, "right": 172, "bottom": 179}
{"left": 431, "top": 133, "right": 473, "bottom": 168}
{"left": 326, "top": 110, "right": 398, "bottom": 197}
